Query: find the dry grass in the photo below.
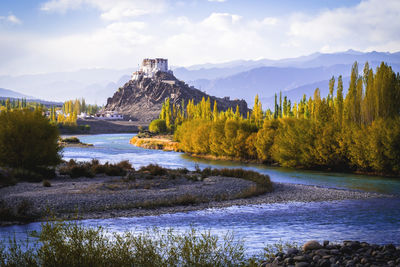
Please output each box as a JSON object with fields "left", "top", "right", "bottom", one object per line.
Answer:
{"left": 59, "top": 159, "right": 133, "bottom": 178}
{"left": 130, "top": 136, "right": 182, "bottom": 152}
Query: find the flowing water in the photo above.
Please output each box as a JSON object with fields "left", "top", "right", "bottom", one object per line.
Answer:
{"left": 1, "top": 133, "right": 400, "bottom": 254}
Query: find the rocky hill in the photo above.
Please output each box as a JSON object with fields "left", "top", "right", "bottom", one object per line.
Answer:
{"left": 104, "top": 71, "right": 248, "bottom": 122}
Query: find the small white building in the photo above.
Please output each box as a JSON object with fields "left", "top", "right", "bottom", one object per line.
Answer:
{"left": 95, "top": 111, "right": 123, "bottom": 120}
{"left": 78, "top": 112, "right": 93, "bottom": 119}
{"left": 132, "top": 58, "right": 173, "bottom": 80}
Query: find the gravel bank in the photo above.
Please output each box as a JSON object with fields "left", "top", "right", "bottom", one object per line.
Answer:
{"left": 0, "top": 176, "right": 393, "bottom": 223}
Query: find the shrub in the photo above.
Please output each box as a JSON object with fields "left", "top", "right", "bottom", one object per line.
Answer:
{"left": 61, "top": 136, "right": 80, "bottom": 143}
{"left": 69, "top": 163, "right": 94, "bottom": 178}
{"left": 139, "top": 164, "right": 167, "bottom": 176}
{"left": 115, "top": 160, "right": 133, "bottom": 170}
{"left": 0, "top": 109, "right": 61, "bottom": 181}
{"left": 103, "top": 163, "right": 127, "bottom": 176}
{"left": 42, "top": 180, "right": 51, "bottom": 187}
{"left": 149, "top": 119, "right": 167, "bottom": 134}
{"left": 59, "top": 160, "right": 94, "bottom": 178}
{"left": 0, "top": 220, "right": 247, "bottom": 266}
{"left": 59, "top": 159, "right": 132, "bottom": 178}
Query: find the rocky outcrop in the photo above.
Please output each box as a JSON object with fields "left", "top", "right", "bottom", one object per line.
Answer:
{"left": 104, "top": 71, "right": 248, "bottom": 122}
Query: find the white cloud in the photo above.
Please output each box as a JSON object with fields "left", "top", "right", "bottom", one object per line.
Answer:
{"left": 0, "top": 14, "right": 22, "bottom": 24}
{"left": 41, "top": 0, "right": 166, "bottom": 20}
{"left": 288, "top": 0, "right": 400, "bottom": 53}
{"left": 40, "top": 0, "right": 84, "bottom": 12}
{"left": 261, "top": 17, "right": 277, "bottom": 26}
{"left": 202, "top": 13, "right": 242, "bottom": 31}
{"left": 208, "top": 0, "right": 227, "bottom": 2}
{"left": 0, "top": 20, "right": 154, "bottom": 75}
{"left": 157, "top": 13, "right": 277, "bottom": 66}
{"left": 1, "top": 0, "right": 400, "bottom": 75}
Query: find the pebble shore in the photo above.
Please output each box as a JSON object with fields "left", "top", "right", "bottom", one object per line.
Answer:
{"left": 262, "top": 240, "right": 400, "bottom": 267}
{"left": 0, "top": 174, "right": 393, "bottom": 224}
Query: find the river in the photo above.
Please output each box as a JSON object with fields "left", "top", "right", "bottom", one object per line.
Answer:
{"left": 1, "top": 133, "right": 400, "bottom": 254}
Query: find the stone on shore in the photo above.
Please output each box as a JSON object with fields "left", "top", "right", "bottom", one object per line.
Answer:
{"left": 302, "top": 240, "right": 322, "bottom": 251}
{"left": 264, "top": 240, "right": 400, "bottom": 267}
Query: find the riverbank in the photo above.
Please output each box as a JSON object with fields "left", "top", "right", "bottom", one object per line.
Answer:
{"left": 59, "top": 119, "right": 149, "bottom": 135}
{"left": 0, "top": 173, "right": 391, "bottom": 225}
{"left": 130, "top": 135, "right": 400, "bottom": 178}
{"left": 59, "top": 136, "right": 93, "bottom": 147}
{"left": 130, "top": 135, "right": 181, "bottom": 151}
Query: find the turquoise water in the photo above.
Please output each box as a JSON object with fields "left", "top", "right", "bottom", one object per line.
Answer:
{"left": 1, "top": 133, "right": 399, "bottom": 254}
{"left": 63, "top": 134, "right": 400, "bottom": 195}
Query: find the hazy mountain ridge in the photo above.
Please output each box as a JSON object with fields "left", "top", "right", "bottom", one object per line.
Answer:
{"left": 1, "top": 50, "right": 399, "bottom": 105}
{"left": 0, "top": 88, "right": 31, "bottom": 99}
{"left": 0, "top": 68, "right": 133, "bottom": 104}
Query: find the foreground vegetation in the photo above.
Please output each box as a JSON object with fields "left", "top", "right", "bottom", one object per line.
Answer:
{"left": 0, "top": 220, "right": 253, "bottom": 267}
{"left": 0, "top": 219, "right": 302, "bottom": 267}
{"left": 151, "top": 62, "right": 400, "bottom": 176}
{"left": 0, "top": 109, "right": 61, "bottom": 185}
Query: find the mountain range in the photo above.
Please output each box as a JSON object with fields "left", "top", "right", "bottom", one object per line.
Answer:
{"left": 1, "top": 50, "right": 399, "bottom": 108}
{"left": 0, "top": 88, "right": 31, "bottom": 99}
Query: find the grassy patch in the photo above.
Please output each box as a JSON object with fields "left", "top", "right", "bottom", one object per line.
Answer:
{"left": 130, "top": 136, "right": 182, "bottom": 152}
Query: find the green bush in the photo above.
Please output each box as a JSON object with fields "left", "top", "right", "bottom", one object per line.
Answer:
{"left": 61, "top": 136, "right": 80, "bottom": 143}
{"left": 42, "top": 179, "right": 51, "bottom": 187}
{"left": 149, "top": 119, "right": 167, "bottom": 134}
{"left": 0, "top": 221, "right": 248, "bottom": 266}
{"left": 0, "top": 109, "right": 61, "bottom": 181}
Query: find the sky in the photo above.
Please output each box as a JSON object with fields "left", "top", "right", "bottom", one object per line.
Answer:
{"left": 0, "top": 0, "right": 399, "bottom": 75}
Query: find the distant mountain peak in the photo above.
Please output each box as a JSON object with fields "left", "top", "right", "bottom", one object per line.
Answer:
{"left": 344, "top": 49, "right": 363, "bottom": 55}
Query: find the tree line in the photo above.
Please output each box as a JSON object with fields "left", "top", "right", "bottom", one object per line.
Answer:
{"left": 1, "top": 97, "right": 100, "bottom": 127}
{"left": 50, "top": 98, "right": 101, "bottom": 126}
{"left": 0, "top": 98, "right": 44, "bottom": 111}
{"left": 153, "top": 62, "right": 400, "bottom": 175}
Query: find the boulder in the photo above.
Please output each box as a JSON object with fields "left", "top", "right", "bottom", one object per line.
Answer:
{"left": 303, "top": 240, "right": 322, "bottom": 251}
{"left": 287, "top": 247, "right": 299, "bottom": 255}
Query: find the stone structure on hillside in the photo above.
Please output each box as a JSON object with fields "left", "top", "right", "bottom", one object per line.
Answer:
{"left": 132, "top": 58, "right": 173, "bottom": 80}
{"left": 105, "top": 66, "right": 248, "bottom": 122}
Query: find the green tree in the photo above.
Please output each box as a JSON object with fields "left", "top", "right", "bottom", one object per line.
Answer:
{"left": 149, "top": 119, "right": 167, "bottom": 134}
{"left": 0, "top": 109, "right": 61, "bottom": 178}
{"left": 335, "top": 75, "right": 344, "bottom": 126}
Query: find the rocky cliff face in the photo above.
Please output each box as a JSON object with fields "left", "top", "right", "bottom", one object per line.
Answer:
{"left": 104, "top": 71, "right": 248, "bottom": 122}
